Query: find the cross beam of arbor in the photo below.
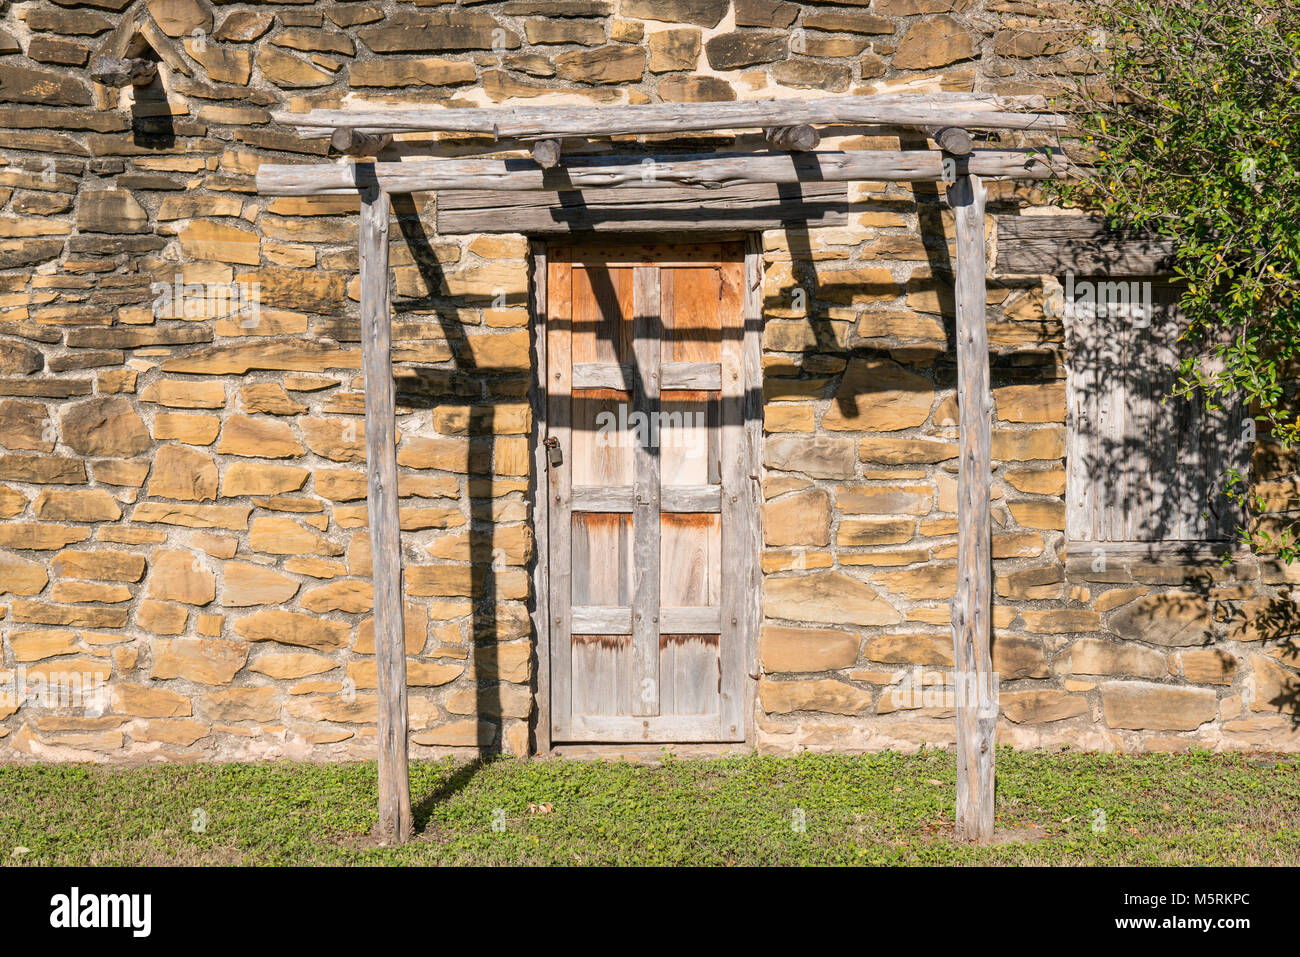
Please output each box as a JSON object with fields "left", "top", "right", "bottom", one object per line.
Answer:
{"left": 256, "top": 149, "right": 1069, "bottom": 196}
{"left": 272, "top": 92, "right": 1068, "bottom": 140}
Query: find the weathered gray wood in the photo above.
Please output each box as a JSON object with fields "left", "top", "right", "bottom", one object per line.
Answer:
{"left": 631, "top": 265, "right": 661, "bottom": 718}
{"left": 529, "top": 240, "right": 551, "bottom": 756}
{"left": 662, "top": 362, "right": 722, "bottom": 390}
{"left": 532, "top": 138, "right": 562, "bottom": 169}
{"left": 1065, "top": 285, "right": 1244, "bottom": 544}
{"left": 571, "top": 362, "right": 632, "bottom": 390}
{"left": 256, "top": 150, "right": 1072, "bottom": 196}
{"left": 546, "top": 260, "right": 574, "bottom": 740}
{"left": 330, "top": 129, "right": 392, "bottom": 156}
{"left": 660, "top": 485, "right": 722, "bottom": 513}
{"left": 89, "top": 56, "right": 156, "bottom": 87}
{"left": 662, "top": 607, "right": 723, "bottom": 633}
{"left": 926, "top": 126, "right": 973, "bottom": 156}
{"left": 276, "top": 93, "right": 1066, "bottom": 138}
{"left": 950, "top": 172, "right": 995, "bottom": 844}
{"left": 718, "top": 257, "right": 749, "bottom": 743}
{"left": 359, "top": 187, "right": 412, "bottom": 845}
{"left": 571, "top": 605, "right": 633, "bottom": 634}
{"left": 567, "top": 713, "right": 721, "bottom": 742}
{"left": 996, "top": 214, "right": 1177, "bottom": 276}
{"left": 570, "top": 360, "right": 722, "bottom": 390}
{"left": 660, "top": 635, "right": 719, "bottom": 717}
{"left": 740, "top": 238, "right": 764, "bottom": 744}
{"left": 438, "top": 181, "right": 850, "bottom": 235}
{"left": 765, "top": 125, "right": 820, "bottom": 151}
{"left": 572, "top": 485, "right": 635, "bottom": 512}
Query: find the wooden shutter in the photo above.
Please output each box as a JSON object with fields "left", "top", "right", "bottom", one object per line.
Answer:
{"left": 1065, "top": 280, "right": 1244, "bottom": 543}
{"left": 545, "top": 243, "right": 752, "bottom": 743}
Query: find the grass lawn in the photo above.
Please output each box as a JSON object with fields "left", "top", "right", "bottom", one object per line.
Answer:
{"left": 0, "top": 749, "right": 1296, "bottom": 866}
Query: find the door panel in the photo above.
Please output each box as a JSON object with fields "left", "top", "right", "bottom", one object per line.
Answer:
{"left": 546, "top": 243, "right": 750, "bottom": 743}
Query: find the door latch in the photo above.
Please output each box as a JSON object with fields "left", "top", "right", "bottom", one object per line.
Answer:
{"left": 544, "top": 436, "right": 562, "bottom": 467}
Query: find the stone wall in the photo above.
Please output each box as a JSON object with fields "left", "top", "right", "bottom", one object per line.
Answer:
{"left": 0, "top": 0, "right": 1295, "bottom": 761}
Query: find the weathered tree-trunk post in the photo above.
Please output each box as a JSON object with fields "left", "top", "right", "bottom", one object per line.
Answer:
{"left": 359, "top": 185, "right": 412, "bottom": 844}
{"left": 950, "top": 172, "right": 996, "bottom": 843}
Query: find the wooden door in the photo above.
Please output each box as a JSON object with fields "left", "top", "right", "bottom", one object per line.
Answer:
{"left": 545, "top": 242, "right": 753, "bottom": 743}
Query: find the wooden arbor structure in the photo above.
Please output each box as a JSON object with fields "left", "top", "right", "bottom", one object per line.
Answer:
{"left": 255, "top": 93, "right": 1069, "bottom": 845}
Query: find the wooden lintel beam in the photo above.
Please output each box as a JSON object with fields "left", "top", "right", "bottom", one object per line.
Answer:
{"left": 256, "top": 149, "right": 1072, "bottom": 197}
{"left": 950, "top": 171, "right": 995, "bottom": 845}
{"left": 273, "top": 93, "right": 1067, "bottom": 140}
{"left": 330, "top": 129, "right": 392, "bottom": 157}
{"left": 764, "top": 125, "right": 820, "bottom": 151}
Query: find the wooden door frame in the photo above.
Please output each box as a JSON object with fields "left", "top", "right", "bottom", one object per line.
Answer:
{"left": 528, "top": 233, "right": 763, "bottom": 755}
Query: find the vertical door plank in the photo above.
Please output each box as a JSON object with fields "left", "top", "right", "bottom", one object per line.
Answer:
{"left": 660, "top": 390, "right": 718, "bottom": 486}
{"left": 631, "top": 264, "right": 661, "bottom": 718}
{"left": 572, "top": 265, "right": 633, "bottom": 364}
{"left": 573, "top": 635, "right": 632, "bottom": 717}
{"left": 664, "top": 264, "right": 722, "bottom": 363}
{"left": 572, "top": 512, "right": 633, "bottom": 606}
{"left": 546, "top": 259, "right": 574, "bottom": 740}
{"left": 659, "top": 635, "right": 721, "bottom": 717}
{"left": 660, "top": 512, "right": 722, "bottom": 607}
{"left": 572, "top": 389, "right": 634, "bottom": 487}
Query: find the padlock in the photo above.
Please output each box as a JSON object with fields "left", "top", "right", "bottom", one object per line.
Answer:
{"left": 544, "top": 436, "right": 562, "bottom": 467}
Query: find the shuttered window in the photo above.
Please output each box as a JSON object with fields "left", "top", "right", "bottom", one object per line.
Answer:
{"left": 1064, "top": 278, "right": 1245, "bottom": 543}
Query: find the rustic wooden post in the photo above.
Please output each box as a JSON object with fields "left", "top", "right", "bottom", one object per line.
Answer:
{"left": 950, "top": 172, "right": 996, "bottom": 843}
{"left": 359, "top": 184, "right": 412, "bottom": 843}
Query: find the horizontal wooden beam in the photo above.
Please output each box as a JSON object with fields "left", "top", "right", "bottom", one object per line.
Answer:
{"left": 995, "top": 214, "right": 1177, "bottom": 276}
{"left": 436, "top": 180, "right": 850, "bottom": 234}
{"left": 273, "top": 93, "right": 1067, "bottom": 140}
{"left": 256, "top": 149, "right": 1072, "bottom": 197}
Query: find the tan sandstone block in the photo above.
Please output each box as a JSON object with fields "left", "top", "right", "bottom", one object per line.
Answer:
{"left": 151, "top": 637, "right": 248, "bottom": 684}
{"left": 233, "top": 608, "right": 349, "bottom": 650}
